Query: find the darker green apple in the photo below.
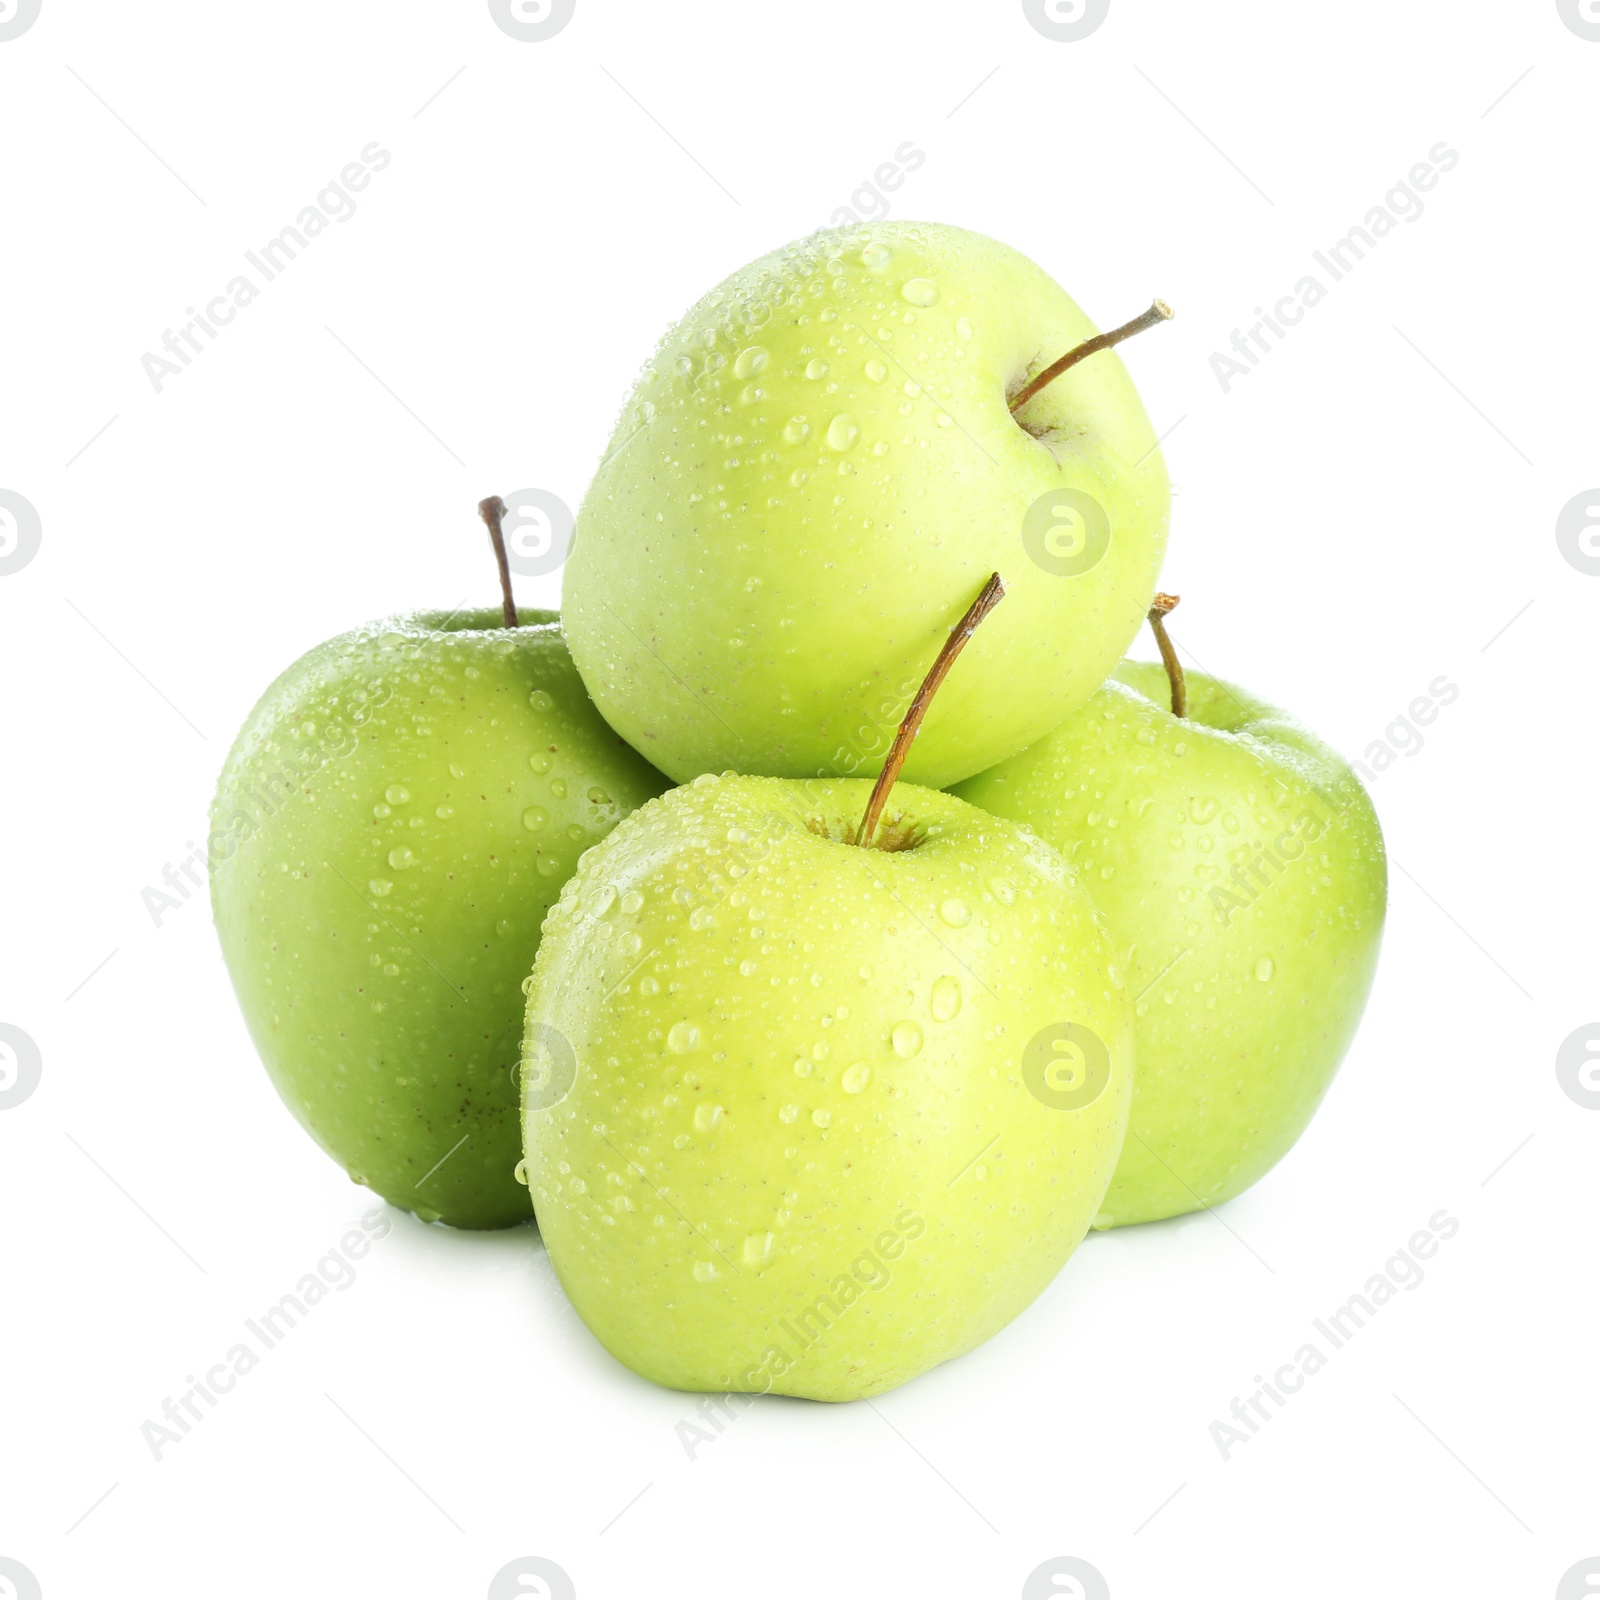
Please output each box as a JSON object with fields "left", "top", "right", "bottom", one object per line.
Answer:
{"left": 211, "top": 609, "right": 668, "bottom": 1228}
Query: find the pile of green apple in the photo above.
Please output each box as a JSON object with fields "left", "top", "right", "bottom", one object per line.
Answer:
{"left": 212, "top": 221, "right": 1385, "bottom": 1401}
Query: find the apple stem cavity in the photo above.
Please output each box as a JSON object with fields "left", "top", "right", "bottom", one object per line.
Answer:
{"left": 855, "top": 572, "right": 1007, "bottom": 848}
{"left": 1147, "top": 592, "right": 1186, "bottom": 718}
{"left": 477, "top": 495, "right": 519, "bottom": 629}
{"left": 1009, "top": 299, "right": 1174, "bottom": 415}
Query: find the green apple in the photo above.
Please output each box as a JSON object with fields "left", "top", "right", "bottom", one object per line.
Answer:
{"left": 954, "top": 651, "right": 1386, "bottom": 1226}
{"left": 562, "top": 219, "right": 1171, "bottom": 788}
{"left": 519, "top": 774, "right": 1133, "bottom": 1399}
{"left": 211, "top": 607, "right": 668, "bottom": 1229}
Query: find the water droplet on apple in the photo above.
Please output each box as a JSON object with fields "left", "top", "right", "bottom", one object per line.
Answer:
{"left": 861, "top": 242, "right": 893, "bottom": 270}
{"left": 891, "top": 1021, "right": 924, "bottom": 1058}
{"left": 805, "top": 358, "right": 829, "bottom": 380}
{"left": 692, "top": 1260, "right": 718, "bottom": 1282}
{"left": 1255, "top": 957, "right": 1276, "bottom": 981}
{"left": 841, "top": 1062, "right": 871, "bottom": 1094}
{"left": 742, "top": 1231, "right": 776, "bottom": 1269}
{"left": 812, "top": 1108, "right": 832, "bottom": 1127}
{"left": 667, "top": 1021, "right": 701, "bottom": 1054}
{"left": 513, "top": 1158, "right": 529, "bottom": 1185}
{"left": 522, "top": 806, "right": 549, "bottom": 832}
{"left": 931, "top": 975, "right": 963, "bottom": 1022}
{"left": 865, "top": 358, "right": 888, "bottom": 382}
{"left": 901, "top": 277, "right": 938, "bottom": 306}
{"left": 734, "top": 346, "right": 768, "bottom": 378}
{"left": 528, "top": 689, "right": 553, "bottom": 712}
{"left": 385, "top": 785, "right": 409, "bottom": 805}
{"left": 956, "top": 316, "right": 974, "bottom": 340}
{"left": 693, "top": 1103, "right": 723, "bottom": 1131}
{"left": 825, "top": 413, "right": 859, "bottom": 451}
{"left": 779, "top": 1103, "right": 799, "bottom": 1123}
{"left": 387, "top": 847, "right": 414, "bottom": 870}
{"left": 939, "top": 897, "right": 970, "bottom": 927}
{"left": 368, "top": 878, "right": 393, "bottom": 897}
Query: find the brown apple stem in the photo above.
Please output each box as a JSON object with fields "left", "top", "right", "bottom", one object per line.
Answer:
{"left": 855, "top": 573, "right": 1007, "bottom": 848}
{"left": 1147, "top": 592, "right": 1186, "bottom": 718}
{"left": 477, "top": 495, "right": 518, "bottom": 629}
{"left": 1009, "top": 300, "right": 1173, "bottom": 414}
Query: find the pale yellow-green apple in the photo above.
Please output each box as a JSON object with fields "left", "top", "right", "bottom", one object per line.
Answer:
{"left": 520, "top": 579, "right": 1134, "bottom": 1399}
{"left": 562, "top": 219, "right": 1172, "bottom": 788}
{"left": 955, "top": 609, "right": 1385, "bottom": 1226}
{"left": 211, "top": 508, "right": 668, "bottom": 1229}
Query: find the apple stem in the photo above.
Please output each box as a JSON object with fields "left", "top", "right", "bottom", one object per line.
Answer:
{"left": 855, "top": 573, "right": 1007, "bottom": 848}
{"left": 1009, "top": 300, "right": 1173, "bottom": 415}
{"left": 1147, "top": 592, "right": 1186, "bottom": 718}
{"left": 477, "top": 495, "right": 519, "bottom": 629}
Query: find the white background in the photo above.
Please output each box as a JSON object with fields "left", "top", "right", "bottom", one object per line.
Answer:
{"left": 2, "top": 2, "right": 1596, "bottom": 1597}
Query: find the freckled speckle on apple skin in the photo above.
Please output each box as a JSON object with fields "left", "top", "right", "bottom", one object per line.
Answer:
{"left": 521, "top": 775, "right": 1133, "bottom": 1402}
{"left": 210, "top": 608, "right": 670, "bottom": 1230}
{"left": 955, "top": 661, "right": 1386, "bottom": 1227}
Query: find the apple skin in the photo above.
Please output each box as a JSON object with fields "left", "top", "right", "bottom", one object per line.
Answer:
{"left": 954, "top": 662, "right": 1386, "bottom": 1226}
{"left": 520, "top": 774, "right": 1133, "bottom": 1400}
{"left": 210, "top": 609, "right": 669, "bottom": 1229}
{"left": 562, "top": 220, "right": 1169, "bottom": 789}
